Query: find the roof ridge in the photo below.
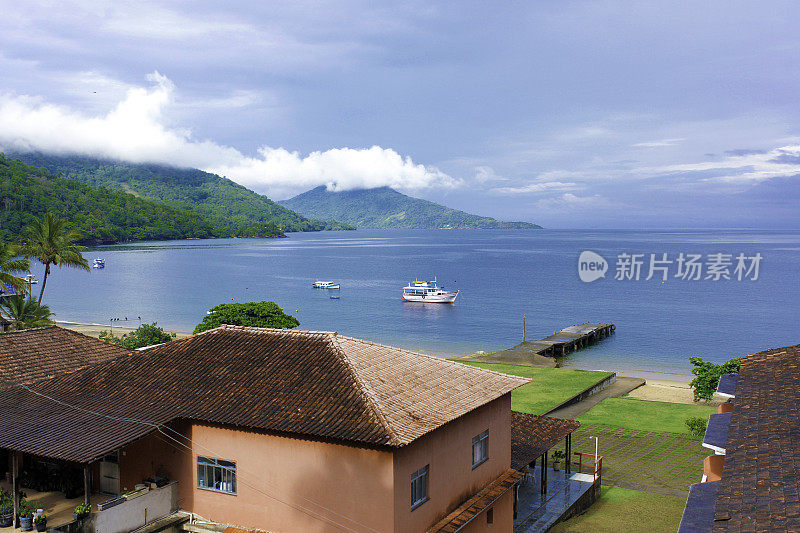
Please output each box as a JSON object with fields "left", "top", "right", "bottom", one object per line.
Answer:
{"left": 216, "top": 325, "right": 335, "bottom": 336}
{"left": 335, "top": 334, "right": 531, "bottom": 384}
{"left": 327, "top": 333, "right": 403, "bottom": 447}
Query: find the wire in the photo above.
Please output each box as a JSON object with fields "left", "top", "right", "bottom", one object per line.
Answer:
{"left": 3, "top": 378, "right": 382, "bottom": 533}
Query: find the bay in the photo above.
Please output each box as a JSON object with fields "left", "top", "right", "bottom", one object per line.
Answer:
{"left": 37, "top": 229, "right": 800, "bottom": 379}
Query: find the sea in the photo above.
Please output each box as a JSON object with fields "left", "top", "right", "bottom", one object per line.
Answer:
{"left": 36, "top": 229, "right": 800, "bottom": 380}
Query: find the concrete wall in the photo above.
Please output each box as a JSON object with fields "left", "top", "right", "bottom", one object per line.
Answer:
{"left": 392, "top": 394, "right": 513, "bottom": 532}
{"left": 94, "top": 482, "right": 179, "bottom": 533}
{"left": 119, "top": 422, "right": 190, "bottom": 495}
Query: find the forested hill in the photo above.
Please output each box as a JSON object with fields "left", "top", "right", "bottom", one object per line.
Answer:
{"left": 11, "top": 152, "right": 354, "bottom": 233}
{"left": 280, "top": 186, "right": 541, "bottom": 229}
{"left": 0, "top": 154, "right": 263, "bottom": 244}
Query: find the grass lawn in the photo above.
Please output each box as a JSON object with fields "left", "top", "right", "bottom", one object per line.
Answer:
{"left": 460, "top": 362, "right": 612, "bottom": 415}
{"left": 549, "top": 486, "right": 686, "bottom": 533}
{"left": 577, "top": 397, "right": 716, "bottom": 435}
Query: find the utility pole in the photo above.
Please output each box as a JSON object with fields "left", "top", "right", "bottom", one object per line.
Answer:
{"left": 523, "top": 315, "right": 526, "bottom": 342}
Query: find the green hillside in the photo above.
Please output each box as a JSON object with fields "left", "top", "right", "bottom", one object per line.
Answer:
{"left": 0, "top": 154, "right": 264, "bottom": 244}
{"left": 12, "top": 153, "right": 354, "bottom": 233}
{"left": 280, "top": 186, "right": 541, "bottom": 229}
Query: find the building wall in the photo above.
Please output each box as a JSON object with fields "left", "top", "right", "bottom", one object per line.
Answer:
{"left": 119, "top": 421, "right": 191, "bottom": 495}
{"left": 169, "top": 422, "right": 395, "bottom": 533}
{"left": 392, "top": 394, "right": 513, "bottom": 532}
{"left": 458, "top": 490, "right": 514, "bottom": 533}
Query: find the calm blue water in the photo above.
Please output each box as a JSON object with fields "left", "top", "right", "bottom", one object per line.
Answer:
{"left": 36, "top": 229, "right": 800, "bottom": 379}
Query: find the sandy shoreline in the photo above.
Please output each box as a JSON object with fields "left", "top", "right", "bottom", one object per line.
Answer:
{"left": 57, "top": 321, "right": 192, "bottom": 339}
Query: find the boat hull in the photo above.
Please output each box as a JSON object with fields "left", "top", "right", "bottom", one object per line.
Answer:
{"left": 402, "top": 292, "right": 458, "bottom": 303}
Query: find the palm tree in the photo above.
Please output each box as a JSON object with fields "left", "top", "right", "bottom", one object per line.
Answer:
{"left": 22, "top": 213, "right": 90, "bottom": 303}
{"left": 0, "top": 295, "right": 53, "bottom": 330}
{"left": 0, "top": 242, "right": 30, "bottom": 295}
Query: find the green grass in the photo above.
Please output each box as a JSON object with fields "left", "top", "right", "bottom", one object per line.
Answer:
{"left": 577, "top": 397, "right": 716, "bottom": 434}
{"left": 460, "top": 362, "right": 612, "bottom": 415}
{"left": 549, "top": 486, "right": 686, "bottom": 533}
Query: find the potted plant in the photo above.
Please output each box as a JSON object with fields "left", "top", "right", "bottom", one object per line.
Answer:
{"left": 34, "top": 513, "right": 47, "bottom": 532}
{"left": 0, "top": 499, "right": 13, "bottom": 527}
{"left": 73, "top": 503, "right": 91, "bottom": 521}
{"left": 19, "top": 505, "right": 33, "bottom": 531}
{"left": 551, "top": 450, "right": 566, "bottom": 471}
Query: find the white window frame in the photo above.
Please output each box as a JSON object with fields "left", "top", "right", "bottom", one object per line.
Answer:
{"left": 197, "top": 455, "right": 237, "bottom": 495}
{"left": 472, "top": 430, "right": 489, "bottom": 469}
{"left": 410, "top": 465, "right": 429, "bottom": 510}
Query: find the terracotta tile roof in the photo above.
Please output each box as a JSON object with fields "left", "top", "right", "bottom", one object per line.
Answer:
{"left": 511, "top": 412, "right": 580, "bottom": 470}
{"left": 712, "top": 344, "right": 800, "bottom": 532}
{"left": 0, "top": 325, "right": 529, "bottom": 462}
{"left": 427, "top": 469, "right": 523, "bottom": 533}
{"left": 0, "top": 326, "right": 130, "bottom": 387}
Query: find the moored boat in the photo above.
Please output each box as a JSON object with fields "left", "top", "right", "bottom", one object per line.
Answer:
{"left": 313, "top": 281, "right": 340, "bottom": 289}
{"left": 22, "top": 274, "right": 38, "bottom": 284}
{"left": 92, "top": 258, "right": 105, "bottom": 269}
{"left": 402, "top": 278, "right": 458, "bottom": 303}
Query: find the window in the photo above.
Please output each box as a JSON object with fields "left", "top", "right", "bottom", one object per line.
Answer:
{"left": 197, "top": 456, "right": 237, "bottom": 495}
{"left": 487, "top": 507, "right": 494, "bottom": 524}
{"left": 410, "top": 465, "right": 429, "bottom": 510}
{"left": 472, "top": 430, "right": 489, "bottom": 468}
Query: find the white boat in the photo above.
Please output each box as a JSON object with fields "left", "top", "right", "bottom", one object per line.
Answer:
{"left": 313, "top": 281, "right": 340, "bottom": 289}
{"left": 402, "top": 278, "right": 459, "bottom": 303}
{"left": 93, "top": 258, "right": 105, "bottom": 269}
{"left": 22, "top": 274, "right": 38, "bottom": 284}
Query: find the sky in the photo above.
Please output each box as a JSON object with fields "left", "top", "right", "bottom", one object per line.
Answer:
{"left": 1, "top": 1, "right": 800, "bottom": 228}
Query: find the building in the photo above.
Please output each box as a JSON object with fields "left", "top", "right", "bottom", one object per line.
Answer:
{"left": 0, "top": 325, "right": 556, "bottom": 532}
{"left": 678, "top": 344, "right": 800, "bottom": 532}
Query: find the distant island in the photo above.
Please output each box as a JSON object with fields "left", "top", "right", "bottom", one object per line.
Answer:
{"left": 9, "top": 152, "right": 354, "bottom": 238}
{"left": 280, "top": 186, "right": 541, "bottom": 229}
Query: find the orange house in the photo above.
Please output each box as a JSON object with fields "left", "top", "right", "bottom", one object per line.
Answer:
{"left": 0, "top": 326, "right": 532, "bottom": 532}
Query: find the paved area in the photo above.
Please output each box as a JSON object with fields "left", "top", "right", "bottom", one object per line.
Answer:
{"left": 514, "top": 467, "right": 595, "bottom": 533}
{"left": 566, "top": 426, "right": 708, "bottom": 497}
{"left": 547, "top": 377, "right": 645, "bottom": 419}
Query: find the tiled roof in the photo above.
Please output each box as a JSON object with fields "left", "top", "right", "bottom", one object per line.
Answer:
{"left": 0, "top": 326, "right": 130, "bottom": 387}
{"left": 511, "top": 412, "right": 580, "bottom": 470}
{"left": 0, "top": 326, "right": 529, "bottom": 462}
{"left": 712, "top": 344, "right": 800, "bottom": 532}
{"left": 426, "top": 469, "right": 523, "bottom": 533}
{"left": 678, "top": 481, "right": 720, "bottom": 533}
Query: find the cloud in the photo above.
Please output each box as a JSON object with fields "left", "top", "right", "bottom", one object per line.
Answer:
{"left": 491, "top": 181, "right": 578, "bottom": 194}
{"left": 724, "top": 148, "right": 766, "bottom": 156}
{"left": 632, "top": 138, "right": 685, "bottom": 147}
{"left": 0, "top": 72, "right": 458, "bottom": 195}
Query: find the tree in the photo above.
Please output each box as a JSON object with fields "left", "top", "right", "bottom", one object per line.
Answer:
{"left": 99, "top": 322, "right": 177, "bottom": 349}
{"left": 689, "top": 356, "right": 741, "bottom": 402}
{"left": 194, "top": 301, "right": 300, "bottom": 334}
{"left": 21, "top": 213, "right": 90, "bottom": 303}
{"left": 0, "top": 295, "right": 53, "bottom": 330}
{"left": 0, "top": 242, "right": 30, "bottom": 295}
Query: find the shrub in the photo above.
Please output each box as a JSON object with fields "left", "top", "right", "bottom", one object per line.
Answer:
{"left": 100, "top": 322, "right": 176, "bottom": 349}
{"left": 689, "top": 356, "right": 741, "bottom": 402}
{"left": 194, "top": 301, "right": 300, "bottom": 333}
{"left": 685, "top": 416, "right": 707, "bottom": 436}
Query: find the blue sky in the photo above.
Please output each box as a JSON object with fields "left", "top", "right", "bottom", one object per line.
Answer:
{"left": 1, "top": 1, "right": 799, "bottom": 228}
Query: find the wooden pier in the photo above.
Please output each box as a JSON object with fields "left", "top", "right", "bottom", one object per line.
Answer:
{"left": 460, "top": 322, "right": 614, "bottom": 367}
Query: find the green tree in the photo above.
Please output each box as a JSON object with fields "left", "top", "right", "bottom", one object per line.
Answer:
{"left": 194, "top": 301, "right": 300, "bottom": 334}
{"left": 99, "top": 322, "right": 177, "bottom": 349}
{"left": 689, "top": 356, "right": 741, "bottom": 402}
{"left": 21, "top": 213, "right": 90, "bottom": 302}
{"left": 0, "top": 242, "right": 30, "bottom": 294}
{"left": 0, "top": 295, "right": 54, "bottom": 330}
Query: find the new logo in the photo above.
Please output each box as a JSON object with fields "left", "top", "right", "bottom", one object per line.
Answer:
{"left": 578, "top": 251, "right": 608, "bottom": 282}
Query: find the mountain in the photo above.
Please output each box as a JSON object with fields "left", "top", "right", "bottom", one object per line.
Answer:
{"left": 10, "top": 153, "right": 354, "bottom": 234}
{"left": 0, "top": 154, "right": 261, "bottom": 244}
{"left": 280, "top": 186, "right": 541, "bottom": 229}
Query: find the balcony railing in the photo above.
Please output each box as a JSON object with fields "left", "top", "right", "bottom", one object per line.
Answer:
{"left": 573, "top": 452, "right": 603, "bottom": 482}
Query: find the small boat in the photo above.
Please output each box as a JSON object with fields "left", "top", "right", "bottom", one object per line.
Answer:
{"left": 93, "top": 258, "right": 105, "bottom": 269}
{"left": 330, "top": 295, "right": 340, "bottom": 300}
{"left": 22, "top": 274, "right": 38, "bottom": 284}
{"left": 402, "top": 278, "right": 459, "bottom": 303}
{"left": 313, "top": 281, "right": 340, "bottom": 289}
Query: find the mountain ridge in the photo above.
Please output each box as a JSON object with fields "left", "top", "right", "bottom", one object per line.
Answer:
{"left": 280, "top": 186, "right": 541, "bottom": 229}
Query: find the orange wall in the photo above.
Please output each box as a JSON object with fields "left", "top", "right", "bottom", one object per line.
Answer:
{"left": 392, "top": 394, "right": 512, "bottom": 532}
{"left": 176, "top": 423, "right": 394, "bottom": 533}
{"left": 459, "top": 490, "right": 514, "bottom": 533}
{"left": 119, "top": 422, "right": 191, "bottom": 495}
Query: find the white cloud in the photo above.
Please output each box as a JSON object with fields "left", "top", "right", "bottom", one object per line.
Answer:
{"left": 0, "top": 72, "right": 458, "bottom": 195}
{"left": 632, "top": 138, "right": 685, "bottom": 147}
{"left": 492, "top": 181, "right": 578, "bottom": 194}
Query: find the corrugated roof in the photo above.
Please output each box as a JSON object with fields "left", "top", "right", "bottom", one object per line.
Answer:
{"left": 0, "top": 326, "right": 130, "bottom": 387}
{"left": 0, "top": 325, "right": 529, "bottom": 462}
{"left": 712, "top": 344, "right": 800, "bottom": 532}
